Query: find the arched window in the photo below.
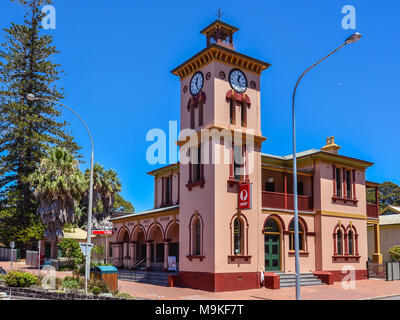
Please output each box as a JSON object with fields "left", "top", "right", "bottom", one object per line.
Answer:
{"left": 289, "top": 221, "right": 304, "bottom": 251}
{"left": 230, "top": 99, "right": 235, "bottom": 125}
{"left": 190, "top": 106, "right": 195, "bottom": 129}
{"left": 348, "top": 230, "right": 354, "bottom": 256}
{"left": 233, "top": 218, "right": 243, "bottom": 255}
{"left": 240, "top": 102, "right": 247, "bottom": 127}
{"left": 193, "top": 218, "right": 201, "bottom": 255}
{"left": 337, "top": 230, "right": 343, "bottom": 256}
{"left": 264, "top": 218, "right": 280, "bottom": 233}
{"left": 198, "top": 103, "right": 203, "bottom": 126}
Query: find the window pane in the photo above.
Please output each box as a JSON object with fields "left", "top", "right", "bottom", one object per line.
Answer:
{"left": 265, "top": 219, "right": 279, "bottom": 233}
{"left": 346, "top": 170, "right": 352, "bottom": 199}
{"left": 336, "top": 168, "right": 342, "bottom": 197}
{"left": 299, "top": 233, "right": 304, "bottom": 251}
{"left": 289, "top": 221, "right": 303, "bottom": 232}
{"left": 348, "top": 231, "right": 354, "bottom": 255}
{"left": 337, "top": 231, "right": 342, "bottom": 255}
{"left": 234, "top": 219, "right": 242, "bottom": 254}
{"left": 289, "top": 233, "right": 293, "bottom": 251}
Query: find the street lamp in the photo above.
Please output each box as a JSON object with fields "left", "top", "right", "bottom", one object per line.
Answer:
{"left": 26, "top": 93, "right": 94, "bottom": 294}
{"left": 291, "top": 32, "right": 362, "bottom": 300}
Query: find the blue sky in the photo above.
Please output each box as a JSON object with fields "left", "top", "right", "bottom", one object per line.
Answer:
{"left": 1, "top": 0, "right": 399, "bottom": 212}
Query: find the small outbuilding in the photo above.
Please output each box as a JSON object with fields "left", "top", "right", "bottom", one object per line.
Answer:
{"left": 91, "top": 265, "right": 118, "bottom": 292}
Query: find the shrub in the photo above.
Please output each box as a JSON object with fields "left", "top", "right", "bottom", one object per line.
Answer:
{"left": 62, "top": 276, "right": 83, "bottom": 290}
{"left": 113, "top": 292, "right": 134, "bottom": 299}
{"left": 389, "top": 245, "right": 400, "bottom": 261}
{"left": 88, "top": 278, "right": 110, "bottom": 294}
{"left": 91, "top": 286, "right": 101, "bottom": 296}
{"left": 5, "top": 271, "right": 39, "bottom": 287}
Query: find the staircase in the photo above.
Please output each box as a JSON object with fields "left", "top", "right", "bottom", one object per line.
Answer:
{"left": 277, "top": 272, "right": 324, "bottom": 288}
{"left": 118, "top": 270, "right": 173, "bottom": 287}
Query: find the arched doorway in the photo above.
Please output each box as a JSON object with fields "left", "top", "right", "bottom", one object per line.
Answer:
{"left": 148, "top": 224, "right": 164, "bottom": 268}
{"left": 166, "top": 222, "right": 179, "bottom": 264}
{"left": 136, "top": 228, "right": 146, "bottom": 262}
{"left": 264, "top": 217, "right": 281, "bottom": 271}
{"left": 118, "top": 228, "right": 130, "bottom": 259}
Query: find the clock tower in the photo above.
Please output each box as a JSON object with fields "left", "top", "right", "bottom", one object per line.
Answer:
{"left": 171, "top": 19, "right": 271, "bottom": 292}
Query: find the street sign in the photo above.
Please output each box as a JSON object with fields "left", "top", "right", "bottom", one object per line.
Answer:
{"left": 238, "top": 183, "right": 252, "bottom": 210}
{"left": 10, "top": 241, "right": 14, "bottom": 249}
{"left": 79, "top": 243, "right": 94, "bottom": 256}
{"left": 92, "top": 230, "right": 113, "bottom": 235}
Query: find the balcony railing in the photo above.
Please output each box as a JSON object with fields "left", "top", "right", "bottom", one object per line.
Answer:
{"left": 367, "top": 203, "right": 379, "bottom": 219}
{"left": 262, "top": 191, "right": 313, "bottom": 212}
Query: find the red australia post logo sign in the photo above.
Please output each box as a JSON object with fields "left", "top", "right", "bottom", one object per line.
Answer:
{"left": 238, "top": 183, "right": 252, "bottom": 210}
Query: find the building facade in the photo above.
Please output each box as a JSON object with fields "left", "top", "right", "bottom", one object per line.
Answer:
{"left": 105, "top": 20, "right": 382, "bottom": 292}
{"left": 368, "top": 205, "right": 400, "bottom": 262}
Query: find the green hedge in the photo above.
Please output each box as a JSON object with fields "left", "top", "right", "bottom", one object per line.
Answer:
{"left": 5, "top": 271, "right": 39, "bottom": 287}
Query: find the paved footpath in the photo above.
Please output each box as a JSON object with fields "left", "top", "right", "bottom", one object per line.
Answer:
{"left": 2, "top": 261, "right": 400, "bottom": 300}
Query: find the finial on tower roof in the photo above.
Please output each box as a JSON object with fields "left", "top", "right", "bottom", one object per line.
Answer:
{"left": 216, "top": 8, "right": 224, "bottom": 20}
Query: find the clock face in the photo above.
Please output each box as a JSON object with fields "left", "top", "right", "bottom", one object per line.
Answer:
{"left": 190, "top": 71, "right": 204, "bottom": 96}
{"left": 229, "top": 69, "right": 248, "bottom": 93}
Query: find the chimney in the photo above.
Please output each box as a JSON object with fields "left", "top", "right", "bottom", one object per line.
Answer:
{"left": 321, "top": 136, "right": 341, "bottom": 154}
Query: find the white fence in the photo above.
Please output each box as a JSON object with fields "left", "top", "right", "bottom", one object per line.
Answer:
{"left": 0, "top": 247, "right": 17, "bottom": 261}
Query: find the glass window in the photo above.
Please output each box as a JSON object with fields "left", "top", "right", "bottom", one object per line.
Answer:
{"left": 348, "top": 230, "right": 354, "bottom": 255}
{"left": 241, "top": 102, "right": 246, "bottom": 127}
{"left": 193, "top": 218, "right": 201, "bottom": 255}
{"left": 192, "top": 147, "right": 201, "bottom": 182}
{"left": 234, "top": 146, "right": 244, "bottom": 181}
{"left": 230, "top": 100, "right": 235, "bottom": 124}
{"left": 234, "top": 218, "right": 243, "bottom": 255}
{"left": 289, "top": 221, "right": 304, "bottom": 251}
{"left": 165, "top": 177, "right": 171, "bottom": 204}
{"left": 336, "top": 168, "right": 342, "bottom": 197}
{"left": 199, "top": 103, "right": 203, "bottom": 127}
{"left": 346, "top": 170, "right": 352, "bottom": 199}
{"left": 190, "top": 107, "right": 195, "bottom": 129}
{"left": 264, "top": 218, "right": 280, "bottom": 233}
{"left": 337, "top": 230, "right": 343, "bottom": 255}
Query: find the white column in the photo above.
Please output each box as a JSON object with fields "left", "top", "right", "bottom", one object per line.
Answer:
{"left": 146, "top": 242, "right": 151, "bottom": 268}
{"left": 163, "top": 242, "right": 169, "bottom": 270}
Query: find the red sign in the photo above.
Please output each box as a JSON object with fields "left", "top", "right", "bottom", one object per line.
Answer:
{"left": 238, "top": 183, "right": 252, "bottom": 210}
{"left": 92, "top": 230, "right": 113, "bottom": 235}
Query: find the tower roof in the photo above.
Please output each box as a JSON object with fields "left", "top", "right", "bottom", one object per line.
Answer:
{"left": 200, "top": 19, "right": 239, "bottom": 49}
{"left": 200, "top": 19, "right": 239, "bottom": 35}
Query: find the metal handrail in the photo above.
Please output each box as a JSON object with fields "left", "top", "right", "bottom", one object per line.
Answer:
{"left": 132, "top": 258, "right": 146, "bottom": 270}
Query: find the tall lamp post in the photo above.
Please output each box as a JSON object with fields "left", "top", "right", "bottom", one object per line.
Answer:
{"left": 26, "top": 94, "right": 94, "bottom": 294}
{"left": 291, "top": 32, "right": 362, "bottom": 300}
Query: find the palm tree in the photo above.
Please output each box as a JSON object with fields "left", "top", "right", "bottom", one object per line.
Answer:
{"left": 28, "top": 147, "right": 86, "bottom": 241}
{"left": 80, "top": 163, "right": 122, "bottom": 228}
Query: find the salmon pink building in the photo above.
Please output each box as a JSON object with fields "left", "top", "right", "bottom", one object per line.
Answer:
{"left": 103, "top": 20, "right": 382, "bottom": 292}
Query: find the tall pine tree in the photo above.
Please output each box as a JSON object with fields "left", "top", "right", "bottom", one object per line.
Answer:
{"left": 0, "top": 0, "right": 80, "bottom": 250}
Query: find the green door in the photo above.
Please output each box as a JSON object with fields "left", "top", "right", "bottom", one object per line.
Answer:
{"left": 44, "top": 242, "right": 51, "bottom": 258}
{"left": 265, "top": 234, "right": 280, "bottom": 271}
